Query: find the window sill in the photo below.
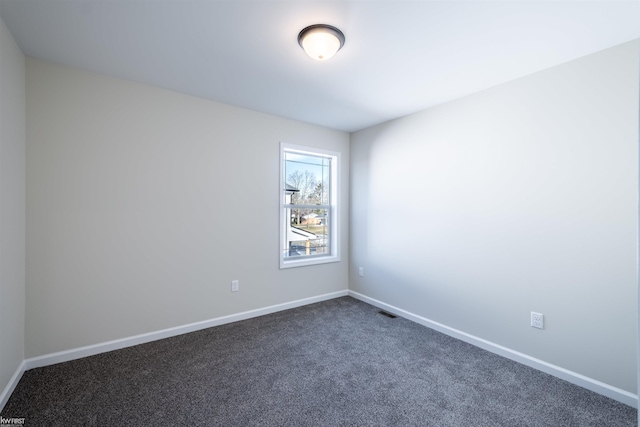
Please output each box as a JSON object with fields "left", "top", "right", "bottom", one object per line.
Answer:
{"left": 280, "top": 254, "right": 340, "bottom": 269}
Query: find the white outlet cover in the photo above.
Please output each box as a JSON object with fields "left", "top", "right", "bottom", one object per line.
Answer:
{"left": 531, "top": 312, "right": 544, "bottom": 329}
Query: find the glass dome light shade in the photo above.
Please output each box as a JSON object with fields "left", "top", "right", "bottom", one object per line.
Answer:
{"left": 298, "top": 25, "right": 345, "bottom": 61}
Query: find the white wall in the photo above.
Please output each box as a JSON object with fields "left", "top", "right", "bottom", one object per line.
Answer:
{"left": 350, "top": 40, "right": 639, "bottom": 394}
{"left": 0, "top": 16, "right": 25, "bottom": 397}
{"left": 26, "top": 58, "right": 349, "bottom": 358}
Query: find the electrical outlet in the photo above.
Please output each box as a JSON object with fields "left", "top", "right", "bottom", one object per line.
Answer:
{"left": 531, "top": 312, "right": 544, "bottom": 329}
{"left": 231, "top": 280, "right": 239, "bottom": 292}
{"left": 358, "top": 267, "right": 364, "bottom": 277}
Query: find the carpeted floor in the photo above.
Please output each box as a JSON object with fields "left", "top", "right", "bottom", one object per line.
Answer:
{"left": 2, "top": 297, "right": 637, "bottom": 426}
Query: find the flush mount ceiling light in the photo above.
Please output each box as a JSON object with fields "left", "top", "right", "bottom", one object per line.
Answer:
{"left": 298, "top": 24, "right": 345, "bottom": 61}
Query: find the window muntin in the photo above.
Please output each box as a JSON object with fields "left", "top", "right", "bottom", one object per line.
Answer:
{"left": 280, "top": 143, "right": 339, "bottom": 268}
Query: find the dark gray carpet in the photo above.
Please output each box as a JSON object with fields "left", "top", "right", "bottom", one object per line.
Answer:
{"left": 2, "top": 297, "right": 637, "bottom": 426}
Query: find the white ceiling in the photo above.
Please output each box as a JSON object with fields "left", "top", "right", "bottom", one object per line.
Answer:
{"left": 1, "top": 1, "right": 638, "bottom": 132}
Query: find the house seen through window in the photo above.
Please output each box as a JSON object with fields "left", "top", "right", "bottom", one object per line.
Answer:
{"left": 280, "top": 143, "right": 339, "bottom": 268}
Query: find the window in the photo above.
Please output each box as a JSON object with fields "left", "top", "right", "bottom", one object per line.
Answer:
{"left": 280, "top": 143, "right": 339, "bottom": 268}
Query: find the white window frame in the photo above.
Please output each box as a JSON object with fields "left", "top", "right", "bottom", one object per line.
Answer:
{"left": 280, "top": 142, "right": 340, "bottom": 269}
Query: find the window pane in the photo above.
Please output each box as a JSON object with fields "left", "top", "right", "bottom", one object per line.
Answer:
{"left": 284, "top": 152, "right": 331, "bottom": 207}
{"left": 283, "top": 207, "right": 330, "bottom": 259}
{"left": 283, "top": 150, "right": 331, "bottom": 259}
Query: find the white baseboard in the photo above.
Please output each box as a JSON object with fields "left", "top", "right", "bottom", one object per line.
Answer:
{"left": 348, "top": 290, "right": 638, "bottom": 408}
{"left": 24, "top": 290, "right": 348, "bottom": 371}
{"left": 0, "top": 361, "right": 26, "bottom": 412}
